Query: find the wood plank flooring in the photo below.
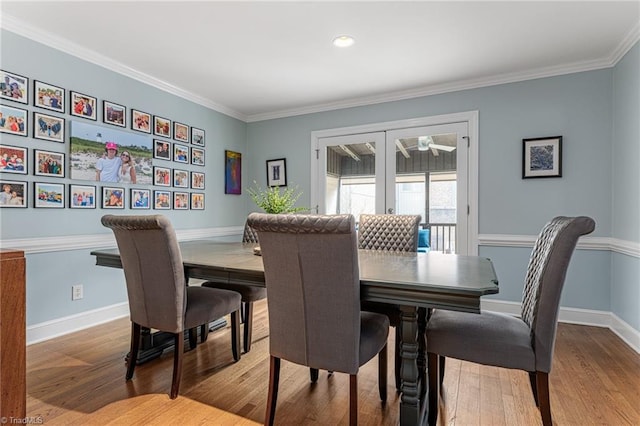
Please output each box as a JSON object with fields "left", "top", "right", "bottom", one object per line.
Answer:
{"left": 26, "top": 300, "right": 640, "bottom": 425}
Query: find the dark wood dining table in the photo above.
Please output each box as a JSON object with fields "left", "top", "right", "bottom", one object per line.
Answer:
{"left": 91, "top": 240, "right": 499, "bottom": 426}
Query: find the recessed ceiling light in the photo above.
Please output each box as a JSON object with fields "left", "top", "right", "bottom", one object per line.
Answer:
{"left": 333, "top": 35, "right": 354, "bottom": 48}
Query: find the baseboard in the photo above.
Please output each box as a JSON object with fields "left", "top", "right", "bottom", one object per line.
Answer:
{"left": 481, "top": 299, "right": 640, "bottom": 354}
{"left": 27, "top": 302, "right": 129, "bottom": 345}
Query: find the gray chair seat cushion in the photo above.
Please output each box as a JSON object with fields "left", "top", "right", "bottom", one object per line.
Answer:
{"left": 359, "top": 312, "right": 390, "bottom": 366}
{"left": 184, "top": 286, "right": 241, "bottom": 329}
{"left": 202, "top": 281, "right": 267, "bottom": 302}
{"left": 426, "top": 309, "right": 535, "bottom": 371}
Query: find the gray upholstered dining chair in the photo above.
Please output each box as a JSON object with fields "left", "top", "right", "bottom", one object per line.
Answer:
{"left": 426, "top": 216, "right": 595, "bottom": 426}
{"left": 248, "top": 212, "right": 390, "bottom": 426}
{"left": 358, "top": 213, "right": 422, "bottom": 390}
{"left": 202, "top": 220, "right": 266, "bottom": 353}
{"left": 101, "top": 214, "right": 242, "bottom": 399}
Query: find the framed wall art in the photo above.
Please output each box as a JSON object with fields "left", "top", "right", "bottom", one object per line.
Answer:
{"left": 102, "top": 186, "right": 124, "bottom": 209}
{"left": 103, "top": 100, "right": 126, "bottom": 127}
{"left": 70, "top": 91, "right": 97, "bottom": 120}
{"left": 522, "top": 136, "right": 562, "bottom": 179}
{"left": 0, "top": 69, "right": 28, "bottom": 104}
{"left": 153, "top": 115, "right": 171, "bottom": 138}
{"left": 173, "top": 143, "right": 189, "bottom": 163}
{"left": 191, "top": 127, "right": 205, "bottom": 146}
{"left": 191, "top": 193, "right": 204, "bottom": 210}
{"left": 191, "top": 171, "right": 205, "bottom": 189}
{"left": 34, "top": 112, "right": 65, "bottom": 143}
{"left": 69, "top": 184, "right": 96, "bottom": 209}
{"left": 173, "top": 169, "right": 189, "bottom": 188}
{"left": 34, "top": 149, "right": 65, "bottom": 178}
{"left": 154, "top": 166, "right": 171, "bottom": 186}
{"left": 131, "top": 109, "right": 151, "bottom": 133}
{"left": 224, "top": 150, "right": 241, "bottom": 195}
{"left": 191, "top": 147, "right": 205, "bottom": 166}
{"left": 266, "top": 158, "right": 287, "bottom": 187}
{"left": 34, "top": 181, "right": 64, "bottom": 208}
{"left": 0, "top": 144, "right": 27, "bottom": 174}
{"left": 131, "top": 188, "right": 151, "bottom": 209}
{"left": 0, "top": 180, "right": 27, "bottom": 207}
{"left": 154, "top": 189, "right": 171, "bottom": 209}
{"left": 34, "top": 80, "right": 64, "bottom": 113}
{"left": 174, "top": 122, "right": 189, "bottom": 142}
{"left": 0, "top": 104, "right": 28, "bottom": 136}
{"left": 154, "top": 139, "right": 172, "bottom": 160}
{"left": 174, "top": 191, "right": 189, "bottom": 210}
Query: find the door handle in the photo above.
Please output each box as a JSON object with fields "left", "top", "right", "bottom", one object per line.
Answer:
{"left": 387, "top": 208, "right": 394, "bottom": 214}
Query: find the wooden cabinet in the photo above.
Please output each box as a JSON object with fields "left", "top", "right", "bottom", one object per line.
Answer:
{"left": 0, "top": 249, "right": 26, "bottom": 417}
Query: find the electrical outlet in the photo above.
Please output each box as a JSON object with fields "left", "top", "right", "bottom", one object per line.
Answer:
{"left": 72, "top": 284, "right": 83, "bottom": 301}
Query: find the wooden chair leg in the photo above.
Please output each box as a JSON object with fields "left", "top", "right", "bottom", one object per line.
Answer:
{"left": 536, "top": 371, "right": 552, "bottom": 426}
{"left": 395, "top": 326, "right": 402, "bottom": 391}
{"left": 126, "top": 322, "right": 141, "bottom": 380}
{"left": 230, "top": 310, "right": 241, "bottom": 362}
{"left": 200, "top": 323, "right": 209, "bottom": 343}
{"left": 349, "top": 374, "right": 358, "bottom": 426}
{"left": 310, "top": 368, "right": 319, "bottom": 383}
{"left": 244, "top": 301, "right": 254, "bottom": 353}
{"left": 378, "top": 343, "right": 388, "bottom": 401}
{"left": 170, "top": 332, "right": 184, "bottom": 399}
{"left": 439, "top": 355, "right": 446, "bottom": 391}
{"left": 188, "top": 327, "right": 197, "bottom": 350}
{"left": 265, "top": 356, "right": 281, "bottom": 426}
{"left": 427, "top": 352, "right": 438, "bottom": 426}
{"left": 529, "top": 371, "right": 539, "bottom": 406}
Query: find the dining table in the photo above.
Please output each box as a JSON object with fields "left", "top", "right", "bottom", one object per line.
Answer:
{"left": 91, "top": 240, "right": 499, "bottom": 426}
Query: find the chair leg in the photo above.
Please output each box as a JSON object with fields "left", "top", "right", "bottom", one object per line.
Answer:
{"left": 529, "top": 371, "right": 539, "bottom": 406}
{"left": 427, "top": 352, "right": 438, "bottom": 426}
{"left": 378, "top": 343, "right": 388, "bottom": 401}
{"left": 310, "top": 368, "right": 319, "bottom": 383}
{"left": 265, "top": 356, "right": 281, "bottom": 426}
{"left": 439, "top": 355, "right": 446, "bottom": 391}
{"left": 200, "top": 323, "right": 209, "bottom": 343}
{"left": 230, "top": 310, "right": 241, "bottom": 362}
{"left": 188, "top": 327, "right": 197, "bottom": 350}
{"left": 536, "top": 371, "right": 552, "bottom": 426}
{"left": 126, "top": 322, "right": 141, "bottom": 380}
{"left": 170, "top": 332, "right": 184, "bottom": 399}
{"left": 244, "top": 301, "right": 254, "bottom": 353}
{"left": 395, "top": 326, "right": 402, "bottom": 391}
{"left": 349, "top": 374, "right": 358, "bottom": 426}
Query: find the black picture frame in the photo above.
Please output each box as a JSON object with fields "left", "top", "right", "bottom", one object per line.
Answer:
{"left": 191, "top": 147, "right": 205, "bottom": 166}
{"left": 522, "top": 136, "right": 563, "bottom": 179}
{"left": 174, "top": 122, "right": 189, "bottom": 142}
{"left": 33, "top": 80, "right": 64, "bottom": 113}
{"left": 0, "top": 144, "right": 27, "bottom": 174}
{"left": 266, "top": 158, "right": 287, "bottom": 187}
{"left": 173, "top": 191, "right": 189, "bottom": 210}
{"left": 130, "top": 188, "right": 151, "bottom": 209}
{"left": 153, "top": 189, "right": 171, "bottom": 210}
{"left": 153, "top": 115, "right": 171, "bottom": 138}
{"left": 69, "top": 184, "right": 96, "bottom": 209}
{"left": 153, "top": 139, "right": 172, "bottom": 160}
{"left": 102, "top": 186, "right": 125, "bottom": 209}
{"left": 103, "top": 100, "right": 126, "bottom": 127}
{"left": 0, "top": 104, "right": 28, "bottom": 137}
{"left": 0, "top": 69, "right": 29, "bottom": 104}
{"left": 0, "top": 179, "right": 27, "bottom": 208}
{"left": 131, "top": 109, "right": 151, "bottom": 133}
{"left": 191, "top": 127, "right": 205, "bottom": 146}
{"left": 34, "top": 181, "right": 64, "bottom": 208}
{"left": 173, "top": 143, "right": 189, "bottom": 163}
{"left": 70, "top": 91, "right": 97, "bottom": 120}
{"left": 153, "top": 166, "right": 171, "bottom": 186}
{"left": 33, "top": 112, "right": 65, "bottom": 143}
{"left": 34, "top": 149, "right": 65, "bottom": 178}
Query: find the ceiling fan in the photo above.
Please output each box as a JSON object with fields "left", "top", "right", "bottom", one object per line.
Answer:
{"left": 417, "top": 136, "right": 456, "bottom": 156}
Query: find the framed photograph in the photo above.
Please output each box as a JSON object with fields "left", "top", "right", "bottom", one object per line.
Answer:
{"left": 153, "top": 139, "right": 171, "bottom": 160}
{"left": 191, "top": 127, "right": 205, "bottom": 146}
{"left": 0, "top": 180, "right": 27, "bottom": 207}
{"left": 522, "top": 136, "right": 563, "bottom": 179}
{"left": 69, "top": 184, "right": 96, "bottom": 209}
{"left": 153, "top": 115, "right": 171, "bottom": 138}
{"left": 102, "top": 186, "right": 124, "bottom": 209}
{"left": 174, "top": 191, "right": 189, "bottom": 210}
{"left": 103, "top": 100, "right": 126, "bottom": 127}
{"left": 173, "top": 169, "right": 189, "bottom": 188}
{"left": 34, "top": 149, "right": 65, "bottom": 178}
{"left": 191, "top": 171, "right": 205, "bottom": 189}
{"left": 131, "top": 109, "right": 151, "bottom": 133}
{"left": 70, "top": 91, "right": 97, "bottom": 120}
{"left": 173, "top": 143, "right": 189, "bottom": 163}
{"left": 153, "top": 166, "right": 171, "bottom": 186}
{"left": 191, "top": 192, "right": 205, "bottom": 210}
{"left": 191, "top": 147, "right": 205, "bottom": 166}
{"left": 0, "top": 70, "right": 28, "bottom": 104}
{"left": 174, "top": 122, "right": 189, "bottom": 142}
{"left": 34, "top": 182, "right": 64, "bottom": 208}
{"left": 266, "top": 158, "right": 287, "bottom": 187}
{"left": 0, "top": 104, "right": 28, "bottom": 136}
{"left": 224, "top": 150, "right": 241, "bottom": 195}
{"left": 33, "top": 112, "right": 65, "bottom": 143}
{"left": 0, "top": 144, "right": 27, "bottom": 174}
{"left": 154, "top": 189, "right": 171, "bottom": 209}
{"left": 130, "top": 188, "right": 151, "bottom": 209}
{"left": 34, "top": 80, "right": 64, "bottom": 113}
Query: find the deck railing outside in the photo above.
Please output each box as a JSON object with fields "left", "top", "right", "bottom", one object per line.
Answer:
{"left": 424, "top": 222, "right": 456, "bottom": 253}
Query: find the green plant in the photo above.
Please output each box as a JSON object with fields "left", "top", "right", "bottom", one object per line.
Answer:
{"left": 247, "top": 181, "right": 307, "bottom": 214}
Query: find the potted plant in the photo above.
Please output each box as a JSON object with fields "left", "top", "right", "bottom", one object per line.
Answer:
{"left": 247, "top": 181, "right": 307, "bottom": 214}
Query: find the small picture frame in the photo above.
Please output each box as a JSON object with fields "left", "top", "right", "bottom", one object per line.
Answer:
{"left": 70, "top": 91, "right": 97, "bottom": 120}
{"left": 0, "top": 180, "right": 27, "bottom": 208}
{"left": 173, "top": 169, "right": 189, "bottom": 188}
{"left": 130, "top": 188, "right": 151, "bottom": 209}
{"left": 153, "top": 166, "right": 171, "bottom": 186}
{"left": 191, "top": 127, "right": 205, "bottom": 146}
{"left": 34, "top": 149, "right": 65, "bottom": 178}
{"left": 102, "top": 186, "right": 125, "bottom": 209}
{"left": 103, "top": 100, "right": 126, "bottom": 127}
{"left": 174, "top": 122, "right": 189, "bottom": 142}
{"left": 153, "top": 115, "right": 171, "bottom": 138}
{"left": 34, "top": 181, "right": 64, "bottom": 208}
{"left": 0, "top": 70, "right": 28, "bottom": 104}
{"left": 0, "top": 144, "right": 27, "bottom": 174}
{"left": 173, "top": 143, "right": 189, "bottom": 163}
{"left": 0, "top": 104, "right": 28, "bottom": 137}
{"left": 33, "top": 112, "right": 65, "bottom": 143}
{"left": 522, "top": 136, "right": 563, "bottom": 179}
{"left": 174, "top": 191, "right": 189, "bottom": 210}
{"left": 34, "top": 80, "right": 64, "bottom": 113}
{"left": 131, "top": 109, "right": 151, "bottom": 133}
{"left": 69, "top": 184, "right": 96, "bottom": 209}
{"left": 191, "top": 192, "right": 205, "bottom": 210}
{"left": 191, "top": 147, "right": 205, "bottom": 166}
{"left": 266, "top": 158, "right": 287, "bottom": 187}
{"left": 191, "top": 171, "right": 205, "bottom": 189}
{"left": 154, "top": 189, "right": 171, "bottom": 209}
{"left": 153, "top": 139, "right": 172, "bottom": 160}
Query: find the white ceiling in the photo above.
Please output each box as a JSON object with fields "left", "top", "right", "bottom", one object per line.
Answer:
{"left": 2, "top": 1, "right": 639, "bottom": 122}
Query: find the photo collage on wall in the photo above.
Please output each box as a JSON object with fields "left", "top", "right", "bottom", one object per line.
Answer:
{"left": 0, "top": 68, "right": 206, "bottom": 210}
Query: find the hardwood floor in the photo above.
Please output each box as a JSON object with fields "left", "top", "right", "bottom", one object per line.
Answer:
{"left": 26, "top": 300, "right": 639, "bottom": 425}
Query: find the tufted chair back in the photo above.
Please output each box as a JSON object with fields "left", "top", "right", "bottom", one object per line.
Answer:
{"left": 358, "top": 214, "right": 421, "bottom": 252}
{"left": 242, "top": 221, "right": 259, "bottom": 243}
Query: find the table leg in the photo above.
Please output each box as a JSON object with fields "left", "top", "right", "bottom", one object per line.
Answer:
{"left": 399, "top": 305, "right": 427, "bottom": 425}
